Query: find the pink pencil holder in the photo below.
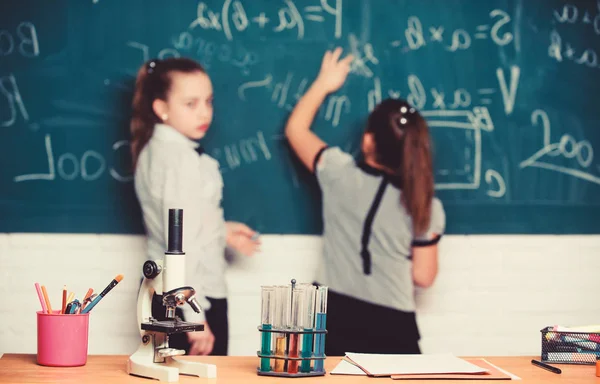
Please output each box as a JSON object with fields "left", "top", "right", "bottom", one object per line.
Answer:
{"left": 37, "top": 310, "right": 90, "bottom": 367}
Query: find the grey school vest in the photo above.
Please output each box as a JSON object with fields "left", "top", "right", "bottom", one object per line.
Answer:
{"left": 314, "top": 147, "right": 445, "bottom": 312}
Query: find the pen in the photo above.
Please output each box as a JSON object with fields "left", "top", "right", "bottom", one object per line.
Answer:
{"left": 81, "top": 274, "right": 123, "bottom": 314}
{"left": 531, "top": 359, "right": 561, "bottom": 374}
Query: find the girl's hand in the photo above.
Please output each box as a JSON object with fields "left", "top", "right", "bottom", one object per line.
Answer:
{"left": 314, "top": 47, "right": 354, "bottom": 94}
{"left": 226, "top": 221, "right": 260, "bottom": 256}
{"left": 188, "top": 322, "right": 215, "bottom": 355}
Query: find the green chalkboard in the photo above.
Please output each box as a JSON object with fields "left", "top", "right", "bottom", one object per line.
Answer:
{"left": 1, "top": 0, "right": 599, "bottom": 234}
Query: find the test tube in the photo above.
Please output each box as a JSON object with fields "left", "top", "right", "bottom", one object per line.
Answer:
{"left": 313, "top": 286, "right": 328, "bottom": 372}
{"left": 260, "top": 286, "right": 276, "bottom": 372}
{"left": 273, "top": 285, "right": 289, "bottom": 372}
{"left": 300, "top": 284, "right": 316, "bottom": 372}
{"left": 287, "top": 286, "right": 305, "bottom": 374}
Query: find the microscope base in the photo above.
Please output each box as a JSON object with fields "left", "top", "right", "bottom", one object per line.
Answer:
{"left": 128, "top": 355, "right": 180, "bottom": 382}
{"left": 167, "top": 356, "right": 217, "bottom": 378}
{"left": 128, "top": 356, "right": 217, "bottom": 382}
{"left": 127, "top": 333, "right": 217, "bottom": 381}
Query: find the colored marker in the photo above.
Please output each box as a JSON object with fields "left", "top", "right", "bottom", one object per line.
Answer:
{"left": 34, "top": 283, "right": 48, "bottom": 314}
{"left": 81, "top": 274, "right": 123, "bottom": 314}
{"left": 544, "top": 351, "right": 597, "bottom": 362}
{"left": 69, "top": 299, "right": 81, "bottom": 314}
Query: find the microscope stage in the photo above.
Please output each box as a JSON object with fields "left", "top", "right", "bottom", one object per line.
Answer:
{"left": 141, "top": 319, "right": 205, "bottom": 334}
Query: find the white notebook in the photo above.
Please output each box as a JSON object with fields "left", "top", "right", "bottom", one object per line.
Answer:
{"left": 344, "top": 353, "right": 489, "bottom": 377}
{"left": 330, "top": 359, "right": 367, "bottom": 375}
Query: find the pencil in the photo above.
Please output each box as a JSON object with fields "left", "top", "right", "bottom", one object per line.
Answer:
{"left": 34, "top": 283, "right": 48, "bottom": 314}
{"left": 61, "top": 286, "right": 67, "bottom": 314}
{"left": 66, "top": 292, "right": 74, "bottom": 304}
{"left": 41, "top": 285, "right": 52, "bottom": 314}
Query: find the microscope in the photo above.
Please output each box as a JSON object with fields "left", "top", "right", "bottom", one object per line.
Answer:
{"left": 127, "top": 209, "right": 217, "bottom": 382}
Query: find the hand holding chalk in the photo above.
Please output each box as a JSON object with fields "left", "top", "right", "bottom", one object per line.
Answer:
{"left": 226, "top": 222, "right": 261, "bottom": 256}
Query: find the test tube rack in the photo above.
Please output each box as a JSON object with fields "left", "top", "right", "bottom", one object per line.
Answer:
{"left": 256, "top": 279, "right": 329, "bottom": 377}
{"left": 256, "top": 326, "right": 328, "bottom": 377}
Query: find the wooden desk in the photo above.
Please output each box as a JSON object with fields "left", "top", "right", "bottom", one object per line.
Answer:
{"left": 0, "top": 354, "right": 598, "bottom": 383}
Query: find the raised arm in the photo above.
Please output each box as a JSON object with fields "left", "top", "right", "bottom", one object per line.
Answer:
{"left": 285, "top": 47, "right": 354, "bottom": 173}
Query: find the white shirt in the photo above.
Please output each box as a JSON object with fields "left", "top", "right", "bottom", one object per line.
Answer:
{"left": 134, "top": 123, "right": 227, "bottom": 323}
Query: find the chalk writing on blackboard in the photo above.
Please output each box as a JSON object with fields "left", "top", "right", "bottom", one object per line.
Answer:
{"left": 13, "top": 135, "right": 132, "bottom": 183}
{"left": 520, "top": 109, "right": 600, "bottom": 185}
{"left": 0, "top": 21, "right": 39, "bottom": 58}
{"left": 189, "top": 0, "right": 343, "bottom": 41}
{"left": 549, "top": 3, "right": 600, "bottom": 70}
{"left": 391, "top": 9, "right": 514, "bottom": 52}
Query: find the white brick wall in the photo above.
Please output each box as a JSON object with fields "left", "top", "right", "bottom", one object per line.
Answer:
{"left": 1, "top": 234, "right": 598, "bottom": 357}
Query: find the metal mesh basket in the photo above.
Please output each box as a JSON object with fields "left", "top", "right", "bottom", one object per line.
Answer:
{"left": 540, "top": 326, "right": 599, "bottom": 365}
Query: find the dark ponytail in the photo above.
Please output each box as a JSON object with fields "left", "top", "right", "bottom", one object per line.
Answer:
{"left": 130, "top": 57, "right": 206, "bottom": 169}
{"left": 366, "top": 99, "right": 434, "bottom": 236}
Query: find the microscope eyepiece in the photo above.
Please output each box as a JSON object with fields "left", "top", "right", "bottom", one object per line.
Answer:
{"left": 167, "top": 208, "right": 184, "bottom": 254}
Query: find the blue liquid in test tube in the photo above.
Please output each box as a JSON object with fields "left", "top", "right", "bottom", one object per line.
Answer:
{"left": 260, "top": 286, "right": 276, "bottom": 371}
{"left": 313, "top": 286, "right": 328, "bottom": 372}
{"left": 300, "top": 284, "right": 316, "bottom": 372}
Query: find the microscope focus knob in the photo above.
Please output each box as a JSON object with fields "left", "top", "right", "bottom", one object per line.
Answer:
{"left": 143, "top": 260, "right": 161, "bottom": 279}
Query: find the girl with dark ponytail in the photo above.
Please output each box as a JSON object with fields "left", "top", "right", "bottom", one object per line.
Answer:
{"left": 285, "top": 48, "right": 446, "bottom": 355}
{"left": 131, "top": 57, "right": 260, "bottom": 356}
